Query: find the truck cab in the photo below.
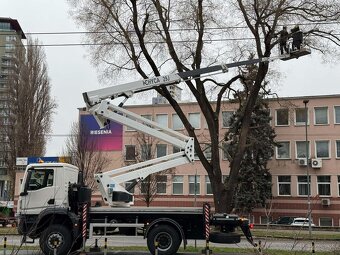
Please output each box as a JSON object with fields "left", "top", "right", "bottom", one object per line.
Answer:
{"left": 17, "top": 163, "right": 79, "bottom": 235}
{"left": 18, "top": 163, "right": 79, "bottom": 215}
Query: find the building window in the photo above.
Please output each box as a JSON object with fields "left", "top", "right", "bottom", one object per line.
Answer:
{"left": 336, "top": 141, "right": 340, "bottom": 158}
{"left": 189, "top": 175, "right": 200, "bottom": 195}
{"left": 205, "top": 176, "right": 212, "bottom": 195}
{"left": 173, "top": 146, "right": 181, "bottom": 153}
{"left": 188, "top": 113, "right": 200, "bottom": 129}
{"left": 334, "top": 106, "right": 340, "bottom": 124}
{"left": 276, "top": 141, "right": 290, "bottom": 159}
{"left": 222, "top": 111, "right": 233, "bottom": 128}
{"left": 295, "top": 108, "right": 308, "bottom": 125}
{"left": 296, "top": 141, "right": 310, "bottom": 158}
{"left": 156, "top": 175, "right": 167, "bottom": 194}
{"left": 204, "top": 145, "right": 212, "bottom": 160}
{"left": 125, "top": 145, "right": 136, "bottom": 161}
{"left": 125, "top": 180, "right": 135, "bottom": 193}
{"left": 172, "top": 114, "right": 184, "bottom": 130}
{"left": 278, "top": 176, "right": 291, "bottom": 196}
{"left": 317, "top": 176, "right": 331, "bottom": 196}
{"left": 221, "top": 142, "right": 230, "bottom": 160}
{"left": 315, "top": 140, "right": 330, "bottom": 158}
{"left": 298, "top": 176, "right": 311, "bottom": 196}
{"left": 5, "top": 35, "right": 16, "bottom": 42}
{"left": 314, "top": 107, "right": 328, "bottom": 125}
{"left": 319, "top": 217, "right": 332, "bottom": 227}
{"left": 172, "top": 175, "right": 183, "bottom": 195}
{"left": 338, "top": 176, "right": 340, "bottom": 196}
{"left": 141, "top": 114, "right": 152, "bottom": 127}
{"left": 260, "top": 216, "right": 272, "bottom": 224}
{"left": 156, "top": 144, "right": 167, "bottom": 158}
{"left": 155, "top": 114, "right": 168, "bottom": 128}
{"left": 141, "top": 144, "right": 152, "bottom": 161}
{"left": 5, "top": 44, "right": 15, "bottom": 51}
{"left": 275, "top": 109, "right": 289, "bottom": 126}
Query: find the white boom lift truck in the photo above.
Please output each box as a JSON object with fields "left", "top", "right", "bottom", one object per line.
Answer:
{"left": 17, "top": 48, "right": 310, "bottom": 255}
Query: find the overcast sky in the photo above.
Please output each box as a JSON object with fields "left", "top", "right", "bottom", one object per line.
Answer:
{"left": 2, "top": 0, "right": 340, "bottom": 156}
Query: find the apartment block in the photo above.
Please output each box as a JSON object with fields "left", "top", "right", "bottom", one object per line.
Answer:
{"left": 0, "top": 18, "right": 26, "bottom": 201}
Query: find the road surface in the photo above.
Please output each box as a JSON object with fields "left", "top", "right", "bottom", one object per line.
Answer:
{"left": 1, "top": 235, "right": 339, "bottom": 254}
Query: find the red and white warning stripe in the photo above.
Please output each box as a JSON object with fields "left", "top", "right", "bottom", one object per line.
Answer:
{"left": 204, "top": 203, "right": 210, "bottom": 240}
{"left": 82, "top": 203, "right": 88, "bottom": 239}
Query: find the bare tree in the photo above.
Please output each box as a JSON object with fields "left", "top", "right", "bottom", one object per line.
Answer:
{"left": 68, "top": 0, "right": 340, "bottom": 212}
{"left": 64, "top": 121, "right": 111, "bottom": 189}
{"left": 6, "top": 36, "right": 57, "bottom": 198}
{"left": 126, "top": 132, "right": 174, "bottom": 207}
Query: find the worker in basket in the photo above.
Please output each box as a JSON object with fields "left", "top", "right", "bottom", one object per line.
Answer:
{"left": 291, "top": 25, "right": 303, "bottom": 51}
{"left": 278, "top": 25, "right": 289, "bottom": 54}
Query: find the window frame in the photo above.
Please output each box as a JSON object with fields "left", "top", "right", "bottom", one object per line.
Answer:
{"left": 155, "top": 114, "right": 168, "bottom": 128}
{"left": 172, "top": 113, "right": 184, "bottom": 130}
{"left": 156, "top": 144, "right": 167, "bottom": 158}
{"left": 125, "top": 145, "right": 136, "bottom": 161}
{"left": 276, "top": 141, "right": 291, "bottom": 159}
{"left": 317, "top": 175, "right": 331, "bottom": 197}
{"left": 277, "top": 175, "right": 291, "bottom": 196}
{"left": 275, "top": 108, "right": 289, "bottom": 126}
{"left": 315, "top": 140, "right": 330, "bottom": 159}
{"left": 156, "top": 175, "right": 167, "bottom": 194}
{"left": 334, "top": 106, "right": 340, "bottom": 124}
{"left": 188, "top": 112, "right": 201, "bottom": 129}
{"left": 205, "top": 176, "right": 213, "bottom": 195}
{"left": 314, "top": 106, "right": 329, "bottom": 125}
{"left": 336, "top": 140, "right": 340, "bottom": 159}
{"left": 295, "top": 108, "right": 309, "bottom": 126}
{"left": 297, "top": 176, "right": 311, "bottom": 196}
{"left": 295, "top": 141, "right": 311, "bottom": 159}
{"left": 172, "top": 175, "right": 183, "bottom": 195}
{"left": 189, "top": 175, "right": 200, "bottom": 195}
{"left": 222, "top": 111, "right": 234, "bottom": 128}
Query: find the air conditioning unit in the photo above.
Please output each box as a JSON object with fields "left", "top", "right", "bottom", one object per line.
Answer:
{"left": 298, "top": 158, "right": 307, "bottom": 166}
{"left": 321, "top": 198, "right": 331, "bottom": 206}
{"left": 311, "top": 158, "right": 322, "bottom": 168}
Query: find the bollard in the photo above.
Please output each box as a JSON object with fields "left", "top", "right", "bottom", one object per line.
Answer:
{"left": 258, "top": 240, "right": 262, "bottom": 254}
{"left": 3, "top": 236, "right": 7, "bottom": 255}
{"left": 90, "top": 238, "right": 101, "bottom": 252}
{"left": 154, "top": 241, "right": 159, "bottom": 255}
{"left": 312, "top": 241, "right": 315, "bottom": 253}
{"left": 104, "top": 237, "right": 108, "bottom": 255}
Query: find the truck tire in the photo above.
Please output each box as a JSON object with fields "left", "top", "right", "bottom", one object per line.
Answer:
{"left": 209, "top": 231, "right": 241, "bottom": 244}
{"left": 39, "top": 224, "right": 72, "bottom": 255}
{"left": 147, "top": 225, "right": 181, "bottom": 255}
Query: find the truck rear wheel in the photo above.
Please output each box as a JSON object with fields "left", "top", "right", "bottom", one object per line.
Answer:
{"left": 147, "top": 225, "right": 181, "bottom": 255}
{"left": 39, "top": 224, "right": 72, "bottom": 255}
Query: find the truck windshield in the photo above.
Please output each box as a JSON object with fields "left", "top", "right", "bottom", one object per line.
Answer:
{"left": 27, "top": 169, "right": 54, "bottom": 191}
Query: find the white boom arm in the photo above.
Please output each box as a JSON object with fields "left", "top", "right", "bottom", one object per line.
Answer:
{"left": 83, "top": 49, "right": 311, "bottom": 206}
{"left": 89, "top": 100, "right": 194, "bottom": 206}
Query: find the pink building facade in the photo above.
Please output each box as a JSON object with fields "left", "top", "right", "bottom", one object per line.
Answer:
{"left": 14, "top": 94, "right": 340, "bottom": 226}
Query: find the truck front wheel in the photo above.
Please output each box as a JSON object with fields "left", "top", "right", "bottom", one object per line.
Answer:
{"left": 39, "top": 224, "right": 72, "bottom": 255}
{"left": 147, "top": 225, "right": 181, "bottom": 255}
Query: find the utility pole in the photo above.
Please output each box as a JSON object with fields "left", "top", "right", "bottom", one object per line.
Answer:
{"left": 303, "top": 99, "right": 312, "bottom": 238}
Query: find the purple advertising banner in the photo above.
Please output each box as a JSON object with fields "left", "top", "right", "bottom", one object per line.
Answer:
{"left": 80, "top": 115, "right": 123, "bottom": 151}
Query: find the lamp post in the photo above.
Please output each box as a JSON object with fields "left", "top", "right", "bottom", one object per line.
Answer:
{"left": 303, "top": 99, "right": 312, "bottom": 238}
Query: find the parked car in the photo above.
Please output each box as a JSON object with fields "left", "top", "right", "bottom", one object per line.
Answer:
{"left": 290, "top": 217, "right": 315, "bottom": 227}
{"left": 270, "top": 216, "right": 298, "bottom": 225}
